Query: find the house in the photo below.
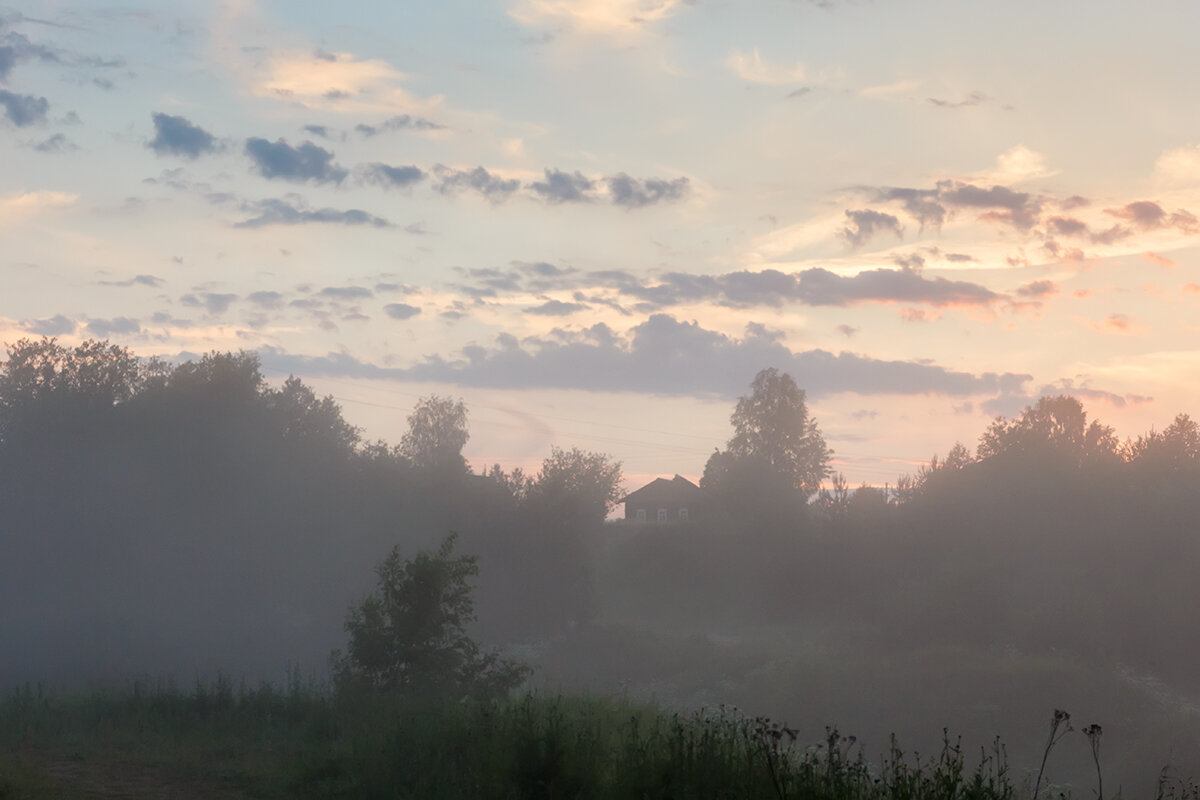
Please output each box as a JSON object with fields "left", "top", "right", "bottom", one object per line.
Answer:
{"left": 621, "top": 474, "right": 702, "bottom": 523}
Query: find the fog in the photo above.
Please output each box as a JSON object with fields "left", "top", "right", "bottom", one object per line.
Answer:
{"left": 4, "top": 339, "right": 1200, "bottom": 793}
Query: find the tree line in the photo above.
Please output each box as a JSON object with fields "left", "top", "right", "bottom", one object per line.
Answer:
{"left": 0, "top": 337, "right": 622, "bottom": 686}
{"left": 6, "top": 335, "right": 1200, "bottom": 695}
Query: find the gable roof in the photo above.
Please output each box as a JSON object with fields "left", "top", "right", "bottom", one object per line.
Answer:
{"left": 621, "top": 474, "right": 701, "bottom": 504}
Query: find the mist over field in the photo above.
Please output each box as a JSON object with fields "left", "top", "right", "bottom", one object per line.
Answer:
{"left": 8, "top": 2, "right": 1200, "bottom": 795}
{"left": 5, "top": 339, "right": 1200, "bottom": 794}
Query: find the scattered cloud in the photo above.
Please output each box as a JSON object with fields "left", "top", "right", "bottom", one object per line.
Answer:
{"left": 841, "top": 209, "right": 903, "bottom": 247}
{"left": 233, "top": 198, "right": 391, "bottom": 229}
{"left": 899, "top": 308, "right": 941, "bottom": 323}
{"left": 938, "top": 181, "right": 1041, "bottom": 230}
{"left": 318, "top": 286, "right": 373, "bottom": 300}
{"left": 1105, "top": 200, "right": 1199, "bottom": 234}
{"left": 1016, "top": 279, "right": 1058, "bottom": 298}
{"left": 30, "top": 132, "right": 77, "bottom": 152}
{"left": 301, "top": 124, "right": 336, "bottom": 140}
{"left": 99, "top": 274, "right": 163, "bottom": 288}
{"left": 247, "top": 290, "right": 284, "bottom": 308}
{"left": 360, "top": 162, "right": 425, "bottom": 189}
{"left": 255, "top": 49, "right": 430, "bottom": 114}
{"left": 1088, "top": 313, "right": 1138, "bottom": 334}
{"left": 181, "top": 292, "right": 237, "bottom": 315}
{"left": 85, "top": 316, "right": 140, "bottom": 337}
{"left": 0, "top": 89, "right": 47, "bottom": 126}
{"left": 355, "top": 114, "right": 445, "bottom": 136}
{"left": 1143, "top": 251, "right": 1176, "bottom": 268}
{"left": 525, "top": 299, "right": 589, "bottom": 315}
{"left": 148, "top": 113, "right": 219, "bottom": 159}
{"left": 1046, "top": 216, "right": 1088, "bottom": 237}
{"left": 384, "top": 303, "right": 421, "bottom": 320}
{"left": 0, "top": 31, "right": 60, "bottom": 83}
{"left": 927, "top": 90, "right": 1001, "bottom": 109}
{"left": 989, "top": 145, "right": 1057, "bottom": 183}
{"left": 20, "top": 314, "right": 75, "bottom": 336}
{"left": 607, "top": 173, "right": 689, "bottom": 208}
{"left": 873, "top": 187, "right": 945, "bottom": 231}
{"left": 531, "top": 168, "right": 596, "bottom": 204}
{"left": 244, "top": 137, "right": 347, "bottom": 184}
{"left": 433, "top": 165, "right": 521, "bottom": 202}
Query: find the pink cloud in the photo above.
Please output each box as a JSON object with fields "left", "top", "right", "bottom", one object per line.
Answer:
{"left": 1089, "top": 313, "right": 1139, "bottom": 334}
{"left": 899, "top": 307, "right": 942, "bottom": 323}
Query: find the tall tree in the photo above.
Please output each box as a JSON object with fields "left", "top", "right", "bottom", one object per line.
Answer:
{"left": 0, "top": 338, "right": 143, "bottom": 439}
{"left": 718, "top": 368, "right": 831, "bottom": 496}
{"left": 1126, "top": 413, "right": 1200, "bottom": 474}
{"left": 977, "top": 395, "right": 1117, "bottom": 465}
{"left": 400, "top": 395, "right": 470, "bottom": 474}
{"left": 335, "top": 534, "right": 529, "bottom": 698}
{"left": 267, "top": 375, "right": 360, "bottom": 456}
{"left": 525, "top": 446, "right": 623, "bottom": 522}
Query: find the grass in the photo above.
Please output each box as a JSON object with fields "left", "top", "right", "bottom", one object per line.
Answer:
{"left": 0, "top": 677, "right": 1067, "bottom": 800}
{"left": 8, "top": 676, "right": 1200, "bottom": 799}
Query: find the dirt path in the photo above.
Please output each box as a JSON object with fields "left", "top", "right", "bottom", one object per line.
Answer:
{"left": 10, "top": 747, "right": 259, "bottom": 800}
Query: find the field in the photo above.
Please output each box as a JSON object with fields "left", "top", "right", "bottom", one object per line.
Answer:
{"left": 0, "top": 677, "right": 1041, "bottom": 800}
{"left": 3, "top": 660, "right": 1199, "bottom": 800}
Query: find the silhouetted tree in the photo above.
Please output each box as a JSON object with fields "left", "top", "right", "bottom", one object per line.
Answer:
{"left": 1127, "top": 413, "right": 1200, "bottom": 470}
{"left": 724, "top": 368, "right": 831, "bottom": 495}
{"left": 906, "top": 442, "right": 975, "bottom": 498}
{"left": 0, "top": 338, "right": 143, "bottom": 440}
{"left": 813, "top": 471, "right": 851, "bottom": 518}
{"left": 525, "top": 446, "right": 623, "bottom": 522}
{"left": 400, "top": 395, "right": 470, "bottom": 474}
{"left": 267, "top": 375, "right": 360, "bottom": 456}
{"left": 487, "top": 463, "right": 533, "bottom": 505}
{"left": 845, "top": 482, "right": 890, "bottom": 522}
{"left": 334, "top": 534, "right": 529, "bottom": 698}
{"left": 977, "top": 395, "right": 1117, "bottom": 466}
{"left": 701, "top": 369, "right": 829, "bottom": 522}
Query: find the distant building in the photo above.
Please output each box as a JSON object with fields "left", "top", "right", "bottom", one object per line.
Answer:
{"left": 621, "top": 474, "right": 702, "bottom": 523}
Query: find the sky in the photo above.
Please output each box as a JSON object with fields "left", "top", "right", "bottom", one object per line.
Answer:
{"left": 5, "top": 0, "right": 1200, "bottom": 492}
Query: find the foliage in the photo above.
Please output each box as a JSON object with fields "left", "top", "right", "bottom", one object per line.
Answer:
{"left": 705, "top": 368, "right": 831, "bottom": 501}
{"left": 0, "top": 681, "right": 1037, "bottom": 800}
{"left": 266, "top": 375, "right": 360, "bottom": 455}
{"left": 335, "top": 534, "right": 529, "bottom": 699}
{"left": 487, "top": 462, "right": 533, "bottom": 504}
{"left": 0, "top": 338, "right": 143, "bottom": 439}
{"left": 1126, "top": 413, "right": 1200, "bottom": 472}
{"left": 977, "top": 395, "right": 1118, "bottom": 466}
{"left": 525, "top": 445, "right": 623, "bottom": 522}
{"left": 399, "top": 395, "right": 470, "bottom": 474}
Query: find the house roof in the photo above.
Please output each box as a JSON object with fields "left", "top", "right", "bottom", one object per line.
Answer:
{"left": 621, "top": 474, "right": 701, "bottom": 504}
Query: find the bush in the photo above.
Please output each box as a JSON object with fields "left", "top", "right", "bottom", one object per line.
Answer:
{"left": 333, "top": 534, "right": 529, "bottom": 699}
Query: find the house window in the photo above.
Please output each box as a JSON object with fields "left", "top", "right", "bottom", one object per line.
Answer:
{"left": 678, "top": 507, "right": 688, "bottom": 522}
{"left": 657, "top": 508, "right": 668, "bottom": 522}
{"left": 636, "top": 509, "right": 646, "bottom": 522}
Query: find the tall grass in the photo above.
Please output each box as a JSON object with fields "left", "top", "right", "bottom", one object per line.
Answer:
{"left": 0, "top": 679, "right": 1170, "bottom": 799}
